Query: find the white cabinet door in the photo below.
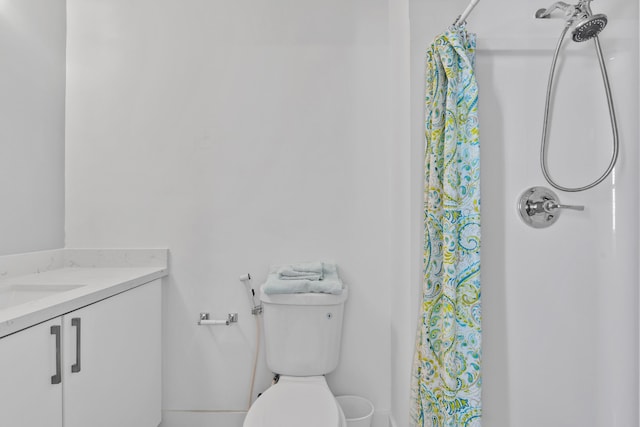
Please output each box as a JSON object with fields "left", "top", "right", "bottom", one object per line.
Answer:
{"left": 63, "top": 281, "right": 161, "bottom": 427}
{"left": 0, "top": 318, "right": 63, "bottom": 427}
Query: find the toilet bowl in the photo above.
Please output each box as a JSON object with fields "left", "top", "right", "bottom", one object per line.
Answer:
{"left": 243, "top": 376, "right": 346, "bottom": 427}
{"left": 243, "top": 286, "right": 349, "bottom": 427}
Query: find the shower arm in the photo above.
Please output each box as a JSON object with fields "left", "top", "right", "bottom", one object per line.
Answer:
{"left": 536, "top": 2, "right": 575, "bottom": 19}
{"left": 536, "top": 0, "right": 594, "bottom": 20}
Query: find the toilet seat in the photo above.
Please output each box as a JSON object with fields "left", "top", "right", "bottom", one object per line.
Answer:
{"left": 243, "top": 376, "right": 346, "bottom": 427}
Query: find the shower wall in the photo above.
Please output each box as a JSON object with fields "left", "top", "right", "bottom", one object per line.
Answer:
{"left": 394, "top": 0, "right": 639, "bottom": 426}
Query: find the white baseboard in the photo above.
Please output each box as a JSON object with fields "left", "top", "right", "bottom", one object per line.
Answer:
{"left": 160, "top": 410, "right": 246, "bottom": 427}
{"left": 161, "top": 409, "right": 391, "bottom": 427}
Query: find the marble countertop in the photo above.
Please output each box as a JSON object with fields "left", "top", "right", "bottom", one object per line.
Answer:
{"left": 0, "top": 249, "right": 169, "bottom": 338}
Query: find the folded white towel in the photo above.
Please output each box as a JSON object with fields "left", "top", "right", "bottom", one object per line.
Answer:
{"left": 264, "top": 262, "right": 343, "bottom": 295}
{"left": 262, "top": 278, "right": 343, "bottom": 295}
{"left": 277, "top": 262, "right": 324, "bottom": 281}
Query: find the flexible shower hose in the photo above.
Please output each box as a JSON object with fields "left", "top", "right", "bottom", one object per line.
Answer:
{"left": 247, "top": 314, "right": 260, "bottom": 410}
{"left": 539, "top": 22, "right": 619, "bottom": 192}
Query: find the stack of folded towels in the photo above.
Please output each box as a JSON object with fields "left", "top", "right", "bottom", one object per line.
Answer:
{"left": 263, "top": 261, "right": 343, "bottom": 295}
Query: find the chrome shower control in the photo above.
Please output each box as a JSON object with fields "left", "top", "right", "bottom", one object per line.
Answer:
{"left": 543, "top": 200, "right": 584, "bottom": 212}
{"left": 518, "top": 186, "right": 584, "bottom": 228}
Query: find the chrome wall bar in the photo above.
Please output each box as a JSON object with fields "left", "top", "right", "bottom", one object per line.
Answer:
{"left": 198, "top": 312, "right": 238, "bottom": 326}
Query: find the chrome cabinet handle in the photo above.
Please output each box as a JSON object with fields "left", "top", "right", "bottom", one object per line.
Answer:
{"left": 71, "top": 317, "right": 81, "bottom": 373}
{"left": 50, "top": 325, "right": 61, "bottom": 384}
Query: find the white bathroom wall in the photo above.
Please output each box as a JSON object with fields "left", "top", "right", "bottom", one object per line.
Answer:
{"left": 65, "top": 1, "right": 392, "bottom": 425}
{"left": 63, "top": 0, "right": 639, "bottom": 425}
{"left": 401, "top": 1, "right": 639, "bottom": 426}
{"left": 387, "top": 1, "right": 413, "bottom": 427}
{"left": 0, "top": 0, "right": 66, "bottom": 255}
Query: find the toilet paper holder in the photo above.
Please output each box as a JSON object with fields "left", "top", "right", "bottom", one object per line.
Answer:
{"left": 198, "top": 312, "right": 238, "bottom": 326}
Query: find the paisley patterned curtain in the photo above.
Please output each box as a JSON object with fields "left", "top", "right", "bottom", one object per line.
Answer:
{"left": 410, "top": 25, "right": 482, "bottom": 427}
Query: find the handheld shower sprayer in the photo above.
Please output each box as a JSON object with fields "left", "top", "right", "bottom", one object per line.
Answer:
{"left": 239, "top": 273, "right": 263, "bottom": 315}
{"left": 533, "top": 0, "right": 618, "bottom": 192}
{"left": 238, "top": 272, "right": 262, "bottom": 409}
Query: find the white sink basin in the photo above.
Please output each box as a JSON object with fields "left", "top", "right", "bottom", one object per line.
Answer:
{"left": 0, "top": 284, "right": 85, "bottom": 310}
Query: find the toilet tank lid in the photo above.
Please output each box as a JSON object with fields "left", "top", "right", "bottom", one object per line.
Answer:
{"left": 260, "top": 287, "right": 348, "bottom": 305}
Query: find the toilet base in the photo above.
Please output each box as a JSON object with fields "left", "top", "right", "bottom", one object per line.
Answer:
{"left": 243, "top": 376, "right": 346, "bottom": 427}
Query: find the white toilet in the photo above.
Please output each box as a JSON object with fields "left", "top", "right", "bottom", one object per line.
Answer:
{"left": 243, "top": 288, "right": 349, "bottom": 427}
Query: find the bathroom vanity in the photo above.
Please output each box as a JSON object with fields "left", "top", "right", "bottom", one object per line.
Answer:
{"left": 0, "top": 249, "right": 168, "bottom": 427}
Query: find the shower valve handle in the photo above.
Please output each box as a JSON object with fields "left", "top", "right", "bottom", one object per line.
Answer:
{"left": 518, "top": 186, "right": 584, "bottom": 228}
{"left": 542, "top": 200, "right": 584, "bottom": 212}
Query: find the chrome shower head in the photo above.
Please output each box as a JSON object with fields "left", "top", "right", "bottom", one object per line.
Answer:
{"left": 571, "top": 13, "right": 607, "bottom": 42}
{"left": 535, "top": 1, "right": 608, "bottom": 42}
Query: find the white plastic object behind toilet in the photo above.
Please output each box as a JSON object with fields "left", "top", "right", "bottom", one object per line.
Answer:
{"left": 243, "top": 376, "right": 346, "bottom": 427}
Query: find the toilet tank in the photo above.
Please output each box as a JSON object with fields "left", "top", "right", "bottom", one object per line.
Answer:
{"left": 260, "top": 288, "right": 348, "bottom": 376}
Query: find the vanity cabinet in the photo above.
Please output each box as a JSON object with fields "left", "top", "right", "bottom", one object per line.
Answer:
{"left": 0, "top": 280, "right": 161, "bottom": 427}
{"left": 0, "top": 317, "right": 63, "bottom": 427}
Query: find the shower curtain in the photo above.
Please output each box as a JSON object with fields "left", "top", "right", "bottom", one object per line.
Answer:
{"left": 410, "top": 25, "right": 482, "bottom": 427}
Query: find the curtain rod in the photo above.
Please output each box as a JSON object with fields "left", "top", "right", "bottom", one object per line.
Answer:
{"left": 454, "top": 0, "right": 480, "bottom": 26}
